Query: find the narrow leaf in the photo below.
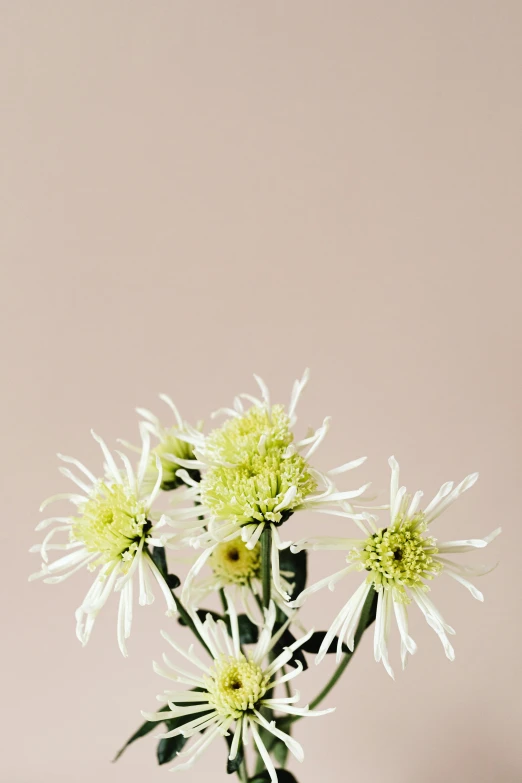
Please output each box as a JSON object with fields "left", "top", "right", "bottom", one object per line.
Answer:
{"left": 272, "top": 626, "right": 308, "bottom": 671}
{"left": 178, "top": 608, "right": 222, "bottom": 627}
{"left": 237, "top": 613, "right": 259, "bottom": 644}
{"left": 225, "top": 732, "right": 244, "bottom": 774}
{"left": 150, "top": 546, "right": 168, "bottom": 580}
{"left": 113, "top": 688, "right": 209, "bottom": 763}
{"left": 166, "top": 573, "right": 181, "bottom": 590}
{"left": 301, "top": 631, "right": 349, "bottom": 655}
{"left": 251, "top": 771, "right": 299, "bottom": 783}
{"left": 272, "top": 738, "right": 289, "bottom": 768}
{"left": 157, "top": 733, "right": 187, "bottom": 765}
{"left": 278, "top": 548, "right": 307, "bottom": 598}
{"left": 113, "top": 705, "right": 170, "bottom": 762}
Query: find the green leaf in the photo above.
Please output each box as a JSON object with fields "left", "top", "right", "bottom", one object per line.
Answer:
{"left": 278, "top": 548, "right": 307, "bottom": 599}
{"left": 157, "top": 733, "right": 187, "bottom": 765}
{"left": 300, "top": 631, "right": 349, "bottom": 655}
{"left": 355, "top": 586, "right": 378, "bottom": 644}
{"left": 166, "top": 573, "right": 181, "bottom": 590}
{"left": 237, "top": 613, "right": 259, "bottom": 644}
{"left": 225, "top": 732, "right": 244, "bottom": 774}
{"left": 113, "top": 705, "right": 171, "bottom": 762}
{"left": 178, "top": 608, "right": 221, "bottom": 627}
{"left": 178, "top": 610, "right": 259, "bottom": 645}
{"left": 251, "top": 771, "right": 298, "bottom": 783}
{"left": 150, "top": 546, "right": 169, "bottom": 579}
{"left": 311, "top": 588, "right": 377, "bottom": 668}
{"left": 148, "top": 546, "right": 180, "bottom": 589}
{"left": 157, "top": 701, "right": 213, "bottom": 766}
{"left": 303, "top": 588, "right": 378, "bottom": 663}
{"left": 113, "top": 689, "right": 209, "bottom": 763}
{"left": 272, "top": 738, "right": 289, "bottom": 768}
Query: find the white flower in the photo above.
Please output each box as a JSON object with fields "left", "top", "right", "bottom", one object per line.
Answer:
{"left": 131, "top": 394, "right": 202, "bottom": 490}
{"left": 164, "top": 370, "right": 372, "bottom": 600}
{"left": 29, "top": 429, "right": 192, "bottom": 656}
{"left": 290, "top": 457, "right": 501, "bottom": 678}
{"left": 181, "top": 531, "right": 295, "bottom": 626}
{"left": 142, "top": 597, "right": 333, "bottom": 780}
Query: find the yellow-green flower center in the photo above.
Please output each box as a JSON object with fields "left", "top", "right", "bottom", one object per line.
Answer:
{"left": 204, "top": 405, "right": 293, "bottom": 466}
{"left": 72, "top": 483, "right": 147, "bottom": 568}
{"left": 209, "top": 540, "right": 261, "bottom": 585}
{"left": 201, "top": 405, "right": 316, "bottom": 526}
{"left": 350, "top": 513, "right": 442, "bottom": 601}
{"left": 153, "top": 430, "right": 196, "bottom": 489}
{"left": 205, "top": 655, "right": 269, "bottom": 718}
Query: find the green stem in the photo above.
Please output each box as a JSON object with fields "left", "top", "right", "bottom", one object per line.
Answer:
{"left": 219, "top": 587, "right": 228, "bottom": 614}
{"left": 307, "top": 653, "right": 350, "bottom": 710}
{"left": 285, "top": 588, "right": 378, "bottom": 725}
{"left": 261, "top": 526, "right": 272, "bottom": 609}
{"left": 238, "top": 759, "right": 249, "bottom": 783}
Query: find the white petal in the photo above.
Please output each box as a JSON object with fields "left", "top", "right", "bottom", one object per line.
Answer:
{"left": 388, "top": 456, "right": 400, "bottom": 513}
{"left": 437, "top": 527, "right": 501, "bottom": 553}
{"left": 425, "top": 473, "right": 479, "bottom": 524}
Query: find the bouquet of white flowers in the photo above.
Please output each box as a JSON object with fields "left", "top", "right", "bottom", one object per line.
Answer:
{"left": 29, "top": 370, "right": 500, "bottom": 783}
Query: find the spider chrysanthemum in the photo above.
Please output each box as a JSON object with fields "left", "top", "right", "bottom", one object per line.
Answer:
{"left": 353, "top": 513, "right": 442, "bottom": 599}
{"left": 209, "top": 539, "right": 261, "bottom": 585}
{"left": 28, "top": 429, "right": 198, "bottom": 655}
{"left": 142, "top": 598, "right": 333, "bottom": 781}
{"left": 205, "top": 655, "right": 270, "bottom": 718}
{"left": 290, "top": 456, "right": 500, "bottom": 677}
{"left": 170, "top": 370, "right": 372, "bottom": 600}
{"left": 181, "top": 533, "right": 295, "bottom": 625}
{"left": 135, "top": 394, "right": 201, "bottom": 490}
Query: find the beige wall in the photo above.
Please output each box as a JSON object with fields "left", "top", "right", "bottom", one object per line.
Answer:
{"left": 2, "top": 2, "right": 521, "bottom": 781}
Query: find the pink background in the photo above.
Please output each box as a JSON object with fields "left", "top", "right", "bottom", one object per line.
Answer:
{"left": 2, "top": 2, "right": 521, "bottom": 781}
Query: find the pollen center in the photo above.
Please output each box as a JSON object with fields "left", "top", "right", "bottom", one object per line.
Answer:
{"left": 201, "top": 405, "right": 317, "bottom": 526}
{"left": 72, "top": 483, "right": 147, "bottom": 567}
{"left": 350, "top": 513, "right": 442, "bottom": 599}
{"left": 205, "top": 656, "right": 269, "bottom": 718}
{"left": 210, "top": 540, "right": 261, "bottom": 585}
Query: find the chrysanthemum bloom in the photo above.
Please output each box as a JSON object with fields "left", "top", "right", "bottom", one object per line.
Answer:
{"left": 169, "top": 370, "right": 372, "bottom": 599}
{"left": 134, "top": 394, "right": 201, "bottom": 490}
{"left": 29, "top": 429, "right": 197, "bottom": 656}
{"left": 290, "top": 457, "right": 500, "bottom": 678}
{"left": 181, "top": 533, "right": 295, "bottom": 625}
{"left": 142, "top": 598, "right": 333, "bottom": 780}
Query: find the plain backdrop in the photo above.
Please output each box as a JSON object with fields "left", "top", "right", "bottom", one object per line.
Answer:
{"left": 1, "top": 2, "right": 521, "bottom": 782}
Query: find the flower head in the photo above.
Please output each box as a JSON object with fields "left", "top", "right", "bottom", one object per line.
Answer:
{"left": 175, "top": 370, "right": 372, "bottom": 600}
{"left": 210, "top": 538, "right": 261, "bottom": 585}
{"left": 71, "top": 481, "right": 148, "bottom": 567}
{"left": 142, "top": 598, "right": 333, "bottom": 781}
{"left": 136, "top": 394, "right": 201, "bottom": 490}
{"left": 205, "top": 655, "right": 270, "bottom": 718}
{"left": 290, "top": 457, "right": 501, "bottom": 677}
{"left": 29, "top": 429, "right": 183, "bottom": 656}
{"left": 181, "top": 533, "right": 295, "bottom": 626}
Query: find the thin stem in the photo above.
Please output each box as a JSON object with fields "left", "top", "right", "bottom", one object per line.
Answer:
{"left": 219, "top": 587, "right": 228, "bottom": 614}
{"left": 238, "top": 759, "right": 249, "bottom": 783}
{"left": 261, "top": 525, "right": 272, "bottom": 609}
{"left": 284, "top": 588, "right": 378, "bottom": 725}
{"left": 282, "top": 655, "right": 349, "bottom": 729}
{"left": 310, "top": 653, "right": 350, "bottom": 709}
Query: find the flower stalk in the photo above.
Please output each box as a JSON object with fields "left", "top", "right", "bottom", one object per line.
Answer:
{"left": 261, "top": 526, "right": 272, "bottom": 609}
